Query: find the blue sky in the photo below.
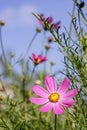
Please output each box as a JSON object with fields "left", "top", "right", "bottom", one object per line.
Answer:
{"left": 0, "top": 0, "right": 78, "bottom": 74}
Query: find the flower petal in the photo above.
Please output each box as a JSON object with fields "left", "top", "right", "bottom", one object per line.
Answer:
{"left": 32, "top": 53, "right": 36, "bottom": 58}
{"left": 44, "top": 75, "right": 57, "bottom": 93}
{"left": 53, "top": 103, "right": 64, "bottom": 115}
{"left": 29, "top": 97, "right": 49, "bottom": 105}
{"left": 40, "top": 102, "right": 53, "bottom": 112}
{"left": 32, "top": 85, "right": 49, "bottom": 98}
{"left": 60, "top": 99, "right": 76, "bottom": 108}
{"left": 63, "top": 88, "right": 78, "bottom": 98}
{"left": 58, "top": 78, "right": 70, "bottom": 93}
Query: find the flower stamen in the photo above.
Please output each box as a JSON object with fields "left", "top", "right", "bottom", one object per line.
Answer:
{"left": 49, "top": 93, "right": 60, "bottom": 102}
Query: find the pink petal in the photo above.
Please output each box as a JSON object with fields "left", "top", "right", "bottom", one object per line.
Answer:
{"left": 29, "top": 97, "right": 49, "bottom": 105}
{"left": 40, "top": 102, "right": 53, "bottom": 112}
{"left": 32, "top": 53, "right": 36, "bottom": 58}
{"left": 53, "top": 103, "right": 64, "bottom": 115}
{"left": 63, "top": 88, "right": 78, "bottom": 98}
{"left": 58, "top": 78, "right": 70, "bottom": 93}
{"left": 32, "top": 85, "right": 49, "bottom": 98}
{"left": 44, "top": 75, "right": 57, "bottom": 93}
{"left": 41, "top": 57, "right": 47, "bottom": 62}
{"left": 47, "top": 17, "right": 53, "bottom": 23}
{"left": 60, "top": 99, "right": 76, "bottom": 108}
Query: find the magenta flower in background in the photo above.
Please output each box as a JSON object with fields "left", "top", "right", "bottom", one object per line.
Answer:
{"left": 29, "top": 53, "right": 47, "bottom": 66}
{"left": 38, "top": 14, "right": 53, "bottom": 30}
{"left": 30, "top": 75, "right": 78, "bottom": 115}
{"left": 38, "top": 13, "right": 61, "bottom": 31}
{"left": 52, "top": 21, "right": 61, "bottom": 30}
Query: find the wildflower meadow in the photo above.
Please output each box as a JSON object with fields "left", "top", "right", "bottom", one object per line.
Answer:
{"left": 0, "top": 0, "right": 87, "bottom": 130}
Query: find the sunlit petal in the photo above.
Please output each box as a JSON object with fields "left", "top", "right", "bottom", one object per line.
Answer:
{"left": 32, "top": 85, "right": 49, "bottom": 98}
{"left": 45, "top": 75, "right": 57, "bottom": 93}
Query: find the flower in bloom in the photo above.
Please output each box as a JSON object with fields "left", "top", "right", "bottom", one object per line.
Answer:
{"left": 29, "top": 53, "right": 47, "bottom": 66}
{"left": 38, "top": 14, "right": 53, "bottom": 30}
{"left": 38, "top": 13, "right": 61, "bottom": 31}
{"left": 52, "top": 21, "right": 61, "bottom": 30}
{"left": 29, "top": 75, "right": 78, "bottom": 115}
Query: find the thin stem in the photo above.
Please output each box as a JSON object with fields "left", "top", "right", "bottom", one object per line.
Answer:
{"left": 67, "top": 110, "right": 71, "bottom": 130}
{"left": 66, "top": 0, "right": 76, "bottom": 75}
{"left": 54, "top": 114, "right": 57, "bottom": 130}
{"left": 22, "top": 75, "right": 26, "bottom": 101}
{"left": 22, "top": 32, "right": 38, "bottom": 74}
{"left": 0, "top": 26, "right": 7, "bottom": 67}
{"left": 31, "top": 65, "right": 36, "bottom": 79}
{"left": 22, "top": 32, "right": 38, "bottom": 100}
{"left": 68, "top": 0, "right": 76, "bottom": 45}
{"left": 29, "top": 65, "right": 36, "bottom": 96}
{"left": 24, "top": 32, "right": 38, "bottom": 60}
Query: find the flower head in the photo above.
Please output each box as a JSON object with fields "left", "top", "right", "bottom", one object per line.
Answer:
{"left": 29, "top": 53, "right": 47, "bottom": 66}
{"left": 36, "top": 27, "right": 42, "bottom": 33}
{"left": 29, "top": 75, "right": 78, "bottom": 115}
{"left": 38, "top": 14, "right": 53, "bottom": 30}
{"left": 38, "top": 13, "right": 61, "bottom": 31}
{"left": 44, "top": 44, "right": 50, "bottom": 50}
{"left": 0, "top": 20, "right": 5, "bottom": 26}
{"left": 52, "top": 21, "right": 61, "bottom": 30}
{"left": 48, "top": 36, "right": 54, "bottom": 43}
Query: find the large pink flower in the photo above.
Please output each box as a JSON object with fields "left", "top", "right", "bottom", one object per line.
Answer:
{"left": 29, "top": 75, "right": 78, "bottom": 115}
{"left": 29, "top": 53, "right": 47, "bottom": 66}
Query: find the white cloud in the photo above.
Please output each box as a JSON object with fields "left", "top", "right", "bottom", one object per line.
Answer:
{"left": 0, "top": 4, "right": 38, "bottom": 28}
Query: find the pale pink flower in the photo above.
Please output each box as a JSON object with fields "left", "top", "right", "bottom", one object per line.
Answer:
{"left": 29, "top": 53, "right": 47, "bottom": 66}
{"left": 29, "top": 75, "right": 78, "bottom": 115}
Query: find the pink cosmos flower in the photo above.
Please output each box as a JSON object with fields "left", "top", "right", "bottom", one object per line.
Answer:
{"left": 29, "top": 75, "right": 78, "bottom": 115}
{"left": 38, "top": 14, "right": 53, "bottom": 30}
{"left": 52, "top": 21, "right": 61, "bottom": 30}
{"left": 29, "top": 53, "right": 47, "bottom": 66}
{"left": 38, "top": 14, "right": 61, "bottom": 31}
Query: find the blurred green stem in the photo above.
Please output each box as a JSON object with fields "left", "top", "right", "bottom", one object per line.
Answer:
{"left": 22, "top": 32, "right": 38, "bottom": 100}
{"left": 54, "top": 114, "right": 57, "bottom": 130}
{"left": 23, "top": 32, "right": 38, "bottom": 74}
{"left": 29, "top": 66, "right": 36, "bottom": 96}
{"left": 66, "top": 0, "right": 76, "bottom": 75}
{"left": 22, "top": 75, "right": 26, "bottom": 101}
{"left": 0, "top": 26, "right": 7, "bottom": 67}
{"left": 67, "top": 111, "right": 71, "bottom": 130}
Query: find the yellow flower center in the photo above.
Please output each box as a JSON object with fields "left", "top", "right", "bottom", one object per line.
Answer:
{"left": 49, "top": 93, "right": 60, "bottom": 103}
{"left": 35, "top": 58, "right": 41, "bottom": 64}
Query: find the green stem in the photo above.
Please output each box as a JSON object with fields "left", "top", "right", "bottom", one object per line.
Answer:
{"left": 54, "top": 114, "right": 57, "bottom": 130}
{"left": 67, "top": 110, "right": 71, "bottom": 130}
{"left": 29, "top": 66, "right": 36, "bottom": 96}
{"left": 66, "top": 0, "right": 76, "bottom": 75}
{"left": 22, "top": 32, "right": 38, "bottom": 100}
{"left": 0, "top": 26, "right": 7, "bottom": 67}
{"left": 22, "top": 32, "right": 38, "bottom": 75}
{"left": 68, "top": 0, "right": 76, "bottom": 45}
{"left": 24, "top": 32, "right": 38, "bottom": 60}
{"left": 22, "top": 75, "right": 26, "bottom": 101}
